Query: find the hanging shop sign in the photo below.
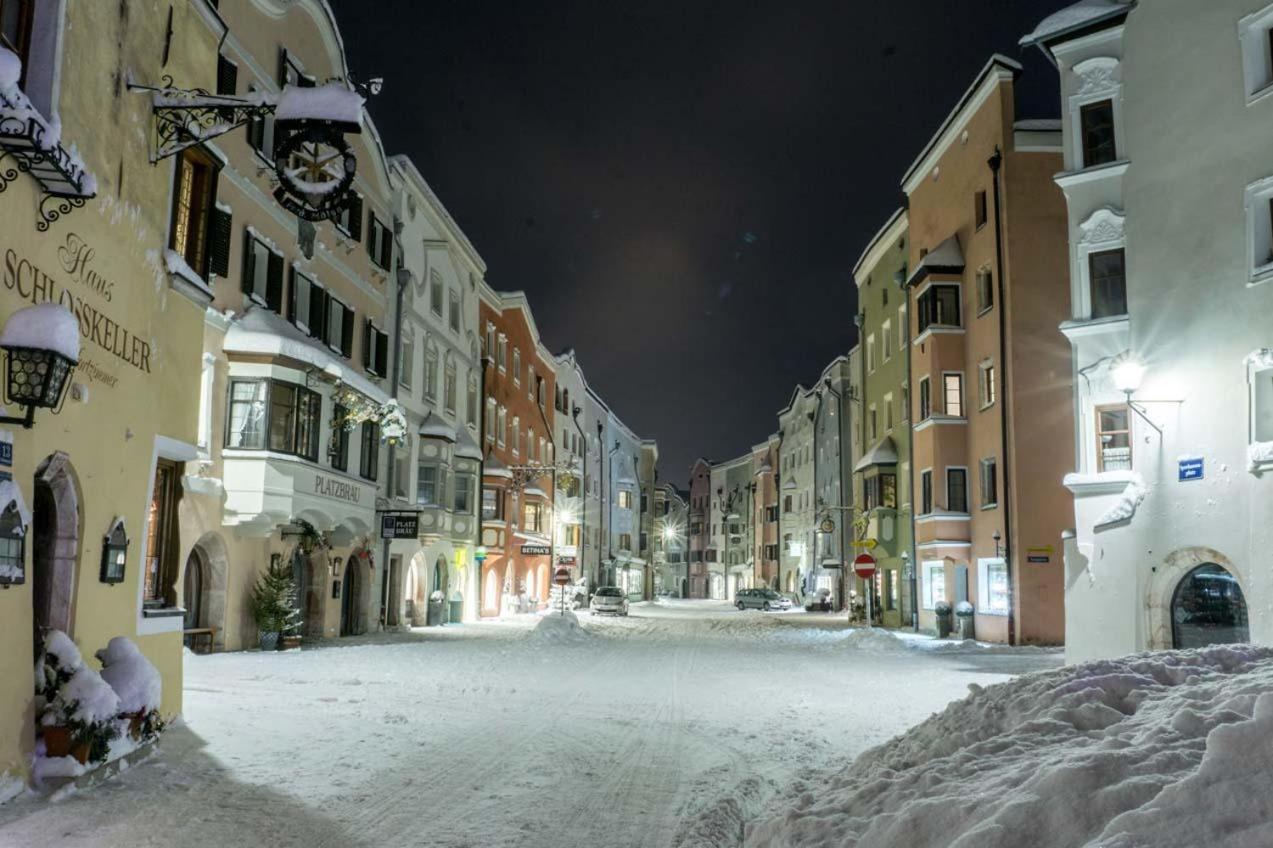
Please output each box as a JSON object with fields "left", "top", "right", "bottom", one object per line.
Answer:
{"left": 521, "top": 544, "right": 551, "bottom": 556}
{"left": 272, "top": 126, "right": 358, "bottom": 222}
{"left": 379, "top": 514, "right": 419, "bottom": 540}
{"left": 557, "top": 555, "right": 576, "bottom": 566}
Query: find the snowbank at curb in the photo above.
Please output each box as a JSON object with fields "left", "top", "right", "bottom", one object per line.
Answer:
{"left": 528, "top": 611, "right": 591, "bottom": 644}
{"left": 842, "top": 628, "right": 908, "bottom": 653}
{"left": 745, "top": 644, "right": 1273, "bottom": 848}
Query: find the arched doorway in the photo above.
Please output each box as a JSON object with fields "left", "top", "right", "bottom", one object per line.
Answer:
{"left": 1171, "top": 563, "right": 1249, "bottom": 649}
{"left": 434, "top": 556, "right": 448, "bottom": 597}
{"left": 183, "top": 548, "right": 206, "bottom": 631}
{"left": 32, "top": 453, "right": 79, "bottom": 648}
{"left": 340, "top": 559, "right": 360, "bottom": 636}
{"left": 483, "top": 566, "right": 499, "bottom": 615}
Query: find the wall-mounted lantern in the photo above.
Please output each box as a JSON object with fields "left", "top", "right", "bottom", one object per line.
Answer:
{"left": 100, "top": 517, "right": 128, "bottom": 584}
{"left": 0, "top": 304, "right": 79, "bottom": 429}
{"left": 0, "top": 480, "right": 30, "bottom": 588}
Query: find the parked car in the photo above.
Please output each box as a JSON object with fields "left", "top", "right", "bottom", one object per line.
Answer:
{"left": 804, "top": 589, "right": 833, "bottom": 613}
{"left": 736, "top": 588, "right": 793, "bottom": 612}
{"left": 590, "top": 587, "right": 629, "bottom": 616}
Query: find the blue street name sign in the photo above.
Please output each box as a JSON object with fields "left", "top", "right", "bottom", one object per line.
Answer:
{"left": 1179, "top": 458, "right": 1204, "bottom": 482}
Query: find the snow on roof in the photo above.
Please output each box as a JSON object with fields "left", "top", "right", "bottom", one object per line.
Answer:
{"left": 1014, "top": 118, "right": 1063, "bottom": 131}
{"left": 454, "top": 427, "right": 483, "bottom": 460}
{"left": 0, "top": 302, "right": 81, "bottom": 361}
{"left": 275, "top": 82, "right": 364, "bottom": 127}
{"left": 483, "top": 454, "right": 512, "bottom": 478}
{"left": 1020, "top": 0, "right": 1132, "bottom": 47}
{"left": 418, "top": 412, "right": 457, "bottom": 442}
{"left": 854, "top": 437, "right": 899, "bottom": 472}
{"left": 906, "top": 235, "right": 965, "bottom": 286}
{"left": 223, "top": 307, "right": 389, "bottom": 406}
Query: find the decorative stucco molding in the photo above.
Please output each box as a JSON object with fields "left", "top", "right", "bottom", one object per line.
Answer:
{"left": 1077, "top": 206, "right": 1126, "bottom": 246}
{"left": 1072, "top": 56, "right": 1121, "bottom": 98}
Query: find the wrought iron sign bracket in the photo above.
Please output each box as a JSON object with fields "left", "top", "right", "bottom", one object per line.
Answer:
{"left": 128, "top": 76, "right": 278, "bottom": 163}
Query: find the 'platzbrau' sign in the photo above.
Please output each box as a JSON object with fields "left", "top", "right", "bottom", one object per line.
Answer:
{"left": 3, "top": 233, "right": 152, "bottom": 375}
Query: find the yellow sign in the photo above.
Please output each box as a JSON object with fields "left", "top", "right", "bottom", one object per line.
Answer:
{"left": 1027, "top": 545, "right": 1054, "bottom": 555}
{"left": 853, "top": 539, "right": 878, "bottom": 550}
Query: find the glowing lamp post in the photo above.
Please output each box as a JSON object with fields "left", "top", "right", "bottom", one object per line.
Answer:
{"left": 0, "top": 303, "right": 79, "bottom": 429}
{"left": 1111, "top": 356, "right": 1145, "bottom": 396}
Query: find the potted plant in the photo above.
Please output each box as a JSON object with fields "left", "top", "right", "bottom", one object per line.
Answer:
{"left": 41, "top": 665, "right": 121, "bottom": 765}
{"left": 250, "top": 557, "right": 301, "bottom": 650}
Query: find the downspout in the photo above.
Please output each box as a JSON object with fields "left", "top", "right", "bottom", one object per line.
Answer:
{"left": 379, "top": 237, "right": 408, "bottom": 630}
{"left": 775, "top": 431, "right": 783, "bottom": 592}
{"left": 810, "top": 398, "right": 821, "bottom": 601}
{"left": 596, "top": 419, "right": 605, "bottom": 589}
{"left": 989, "top": 147, "right": 1016, "bottom": 645}
{"left": 823, "top": 377, "right": 849, "bottom": 613}
{"left": 897, "top": 264, "right": 919, "bottom": 631}
{"left": 572, "top": 405, "right": 587, "bottom": 588}
{"left": 853, "top": 311, "right": 867, "bottom": 616}
{"left": 607, "top": 439, "right": 620, "bottom": 586}
{"left": 475, "top": 354, "right": 490, "bottom": 619}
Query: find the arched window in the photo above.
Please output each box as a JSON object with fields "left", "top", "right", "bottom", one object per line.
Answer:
{"left": 1172, "top": 563, "right": 1249, "bottom": 649}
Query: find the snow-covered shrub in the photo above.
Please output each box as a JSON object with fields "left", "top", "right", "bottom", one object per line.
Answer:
{"left": 40, "top": 664, "right": 120, "bottom": 765}
{"left": 95, "top": 637, "right": 166, "bottom": 742}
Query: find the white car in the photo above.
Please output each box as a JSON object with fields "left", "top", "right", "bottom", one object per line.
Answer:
{"left": 590, "top": 587, "right": 629, "bottom": 616}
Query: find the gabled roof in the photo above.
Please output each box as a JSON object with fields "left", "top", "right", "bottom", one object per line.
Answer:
{"left": 907, "top": 235, "right": 965, "bottom": 287}
{"left": 1020, "top": 0, "right": 1133, "bottom": 49}
{"left": 418, "top": 412, "right": 456, "bottom": 442}
{"left": 854, "top": 437, "right": 899, "bottom": 472}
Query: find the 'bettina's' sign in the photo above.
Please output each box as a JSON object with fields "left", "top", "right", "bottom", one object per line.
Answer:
{"left": 3, "top": 233, "right": 152, "bottom": 373}
{"left": 315, "top": 474, "right": 361, "bottom": 504}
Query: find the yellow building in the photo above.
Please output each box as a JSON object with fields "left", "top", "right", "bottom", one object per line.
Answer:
{"left": 0, "top": 0, "right": 223, "bottom": 784}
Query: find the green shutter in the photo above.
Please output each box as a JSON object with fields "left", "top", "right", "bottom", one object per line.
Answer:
{"left": 209, "top": 207, "right": 232, "bottom": 278}
{"left": 241, "top": 231, "right": 255, "bottom": 296}
{"left": 266, "top": 251, "right": 284, "bottom": 313}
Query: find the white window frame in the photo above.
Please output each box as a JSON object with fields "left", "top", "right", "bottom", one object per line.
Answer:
{"left": 919, "top": 467, "right": 933, "bottom": 515}
{"left": 942, "top": 371, "right": 964, "bottom": 418}
{"left": 898, "top": 304, "right": 907, "bottom": 349}
{"left": 1245, "top": 176, "right": 1273, "bottom": 285}
{"left": 866, "top": 333, "right": 876, "bottom": 374}
{"left": 399, "top": 326, "right": 415, "bottom": 390}
{"left": 1248, "top": 353, "right": 1273, "bottom": 464}
{"left": 881, "top": 321, "right": 892, "bottom": 363}
{"left": 921, "top": 560, "right": 945, "bottom": 611}
{"left": 1074, "top": 207, "right": 1128, "bottom": 315}
{"left": 980, "top": 457, "right": 998, "bottom": 510}
{"left": 496, "top": 406, "right": 507, "bottom": 448}
{"left": 977, "top": 557, "right": 1009, "bottom": 615}
{"left": 513, "top": 348, "right": 521, "bottom": 386}
{"left": 883, "top": 392, "right": 894, "bottom": 432}
{"left": 1239, "top": 5, "right": 1273, "bottom": 104}
{"left": 1067, "top": 56, "right": 1124, "bottom": 171}
{"left": 978, "top": 359, "right": 997, "bottom": 410}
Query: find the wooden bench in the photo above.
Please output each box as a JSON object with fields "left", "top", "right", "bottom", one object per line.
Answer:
{"left": 183, "top": 626, "right": 218, "bottom": 654}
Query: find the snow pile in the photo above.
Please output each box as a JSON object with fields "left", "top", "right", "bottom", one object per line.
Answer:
{"left": 95, "top": 637, "right": 161, "bottom": 714}
{"left": 162, "top": 248, "right": 212, "bottom": 296}
{"left": 42, "top": 666, "right": 120, "bottom": 727}
{"left": 528, "top": 611, "right": 591, "bottom": 644}
{"left": 275, "top": 83, "right": 364, "bottom": 126}
{"left": 0, "top": 46, "right": 19, "bottom": 89}
{"left": 747, "top": 644, "right": 1273, "bottom": 848}
{"left": 0, "top": 303, "right": 81, "bottom": 361}
{"left": 1095, "top": 473, "right": 1146, "bottom": 527}
{"left": 842, "top": 628, "right": 908, "bottom": 653}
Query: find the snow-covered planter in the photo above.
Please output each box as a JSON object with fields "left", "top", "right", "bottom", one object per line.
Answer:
{"left": 38, "top": 639, "right": 121, "bottom": 765}
{"left": 954, "top": 601, "right": 975, "bottom": 617}
{"left": 96, "top": 637, "right": 165, "bottom": 743}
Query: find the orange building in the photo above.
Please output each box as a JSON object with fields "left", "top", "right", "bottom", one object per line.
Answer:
{"left": 902, "top": 55, "right": 1072, "bottom": 644}
{"left": 477, "top": 287, "right": 557, "bottom": 616}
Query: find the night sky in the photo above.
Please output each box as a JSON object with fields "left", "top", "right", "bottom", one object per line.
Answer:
{"left": 335, "top": 0, "right": 1070, "bottom": 486}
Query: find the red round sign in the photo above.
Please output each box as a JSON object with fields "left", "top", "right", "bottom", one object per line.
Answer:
{"left": 552, "top": 567, "right": 572, "bottom": 586}
{"left": 853, "top": 553, "right": 877, "bottom": 580}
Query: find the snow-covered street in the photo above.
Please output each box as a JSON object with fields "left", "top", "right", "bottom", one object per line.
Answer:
{"left": 0, "top": 601, "right": 1057, "bottom": 848}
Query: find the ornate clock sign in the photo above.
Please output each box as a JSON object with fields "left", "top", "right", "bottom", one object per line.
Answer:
{"left": 272, "top": 125, "right": 358, "bottom": 222}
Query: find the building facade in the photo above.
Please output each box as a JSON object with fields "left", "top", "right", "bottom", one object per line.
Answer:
{"left": 854, "top": 210, "right": 914, "bottom": 627}
{"left": 384, "top": 155, "right": 484, "bottom": 626}
{"left": 903, "top": 55, "right": 1072, "bottom": 644}
{"left": 813, "top": 356, "right": 855, "bottom": 612}
{"left": 1026, "top": 0, "right": 1273, "bottom": 661}
{"left": 752, "top": 438, "right": 780, "bottom": 590}
{"left": 550, "top": 349, "right": 590, "bottom": 588}
{"left": 651, "top": 483, "right": 687, "bottom": 595}
{"left": 686, "top": 458, "right": 711, "bottom": 598}
{"left": 776, "top": 387, "right": 819, "bottom": 597}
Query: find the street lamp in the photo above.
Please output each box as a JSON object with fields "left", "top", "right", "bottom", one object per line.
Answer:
{"left": 1110, "top": 352, "right": 1182, "bottom": 438}
{"left": 0, "top": 303, "right": 79, "bottom": 428}
{"left": 993, "top": 530, "right": 1002, "bottom": 559}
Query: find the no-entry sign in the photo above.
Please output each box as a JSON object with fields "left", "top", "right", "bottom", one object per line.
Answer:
{"left": 853, "top": 553, "right": 877, "bottom": 580}
{"left": 553, "top": 567, "right": 572, "bottom": 586}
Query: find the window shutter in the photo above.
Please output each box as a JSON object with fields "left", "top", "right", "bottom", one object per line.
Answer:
{"left": 288, "top": 267, "right": 297, "bottom": 325}
{"left": 266, "top": 251, "right": 284, "bottom": 314}
{"left": 367, "top": 210, "right": 377, "bottom": 251}
{"left": 380, "top": 231, "right": 393, "bottom": 269}
{"left": 216, "top": 55, "right": 238, "bottom": 96}
{"left": 376, "top": 330, "right": 388, "bottom": 377}
{"left": 348, "top": 195, "right": 363, "bottom": 242}
{"left": 363, "top": 318, "right": 373, "bottom": 370}
{"left": 278, "top": 48, "right": 290, "bottom": 87}
{"left": 241, "top": 232, "right": 255, "bottom": 296}
{"left": 341, "top": 306, "right": 354, "bottom": 358}
{"left": 209, "top": 207, "right": 232, "bottom": 278}
{"left": 309, "top": 287, "right": 327, "bottom": 341}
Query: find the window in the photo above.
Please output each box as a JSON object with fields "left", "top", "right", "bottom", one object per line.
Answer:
{"left": 0, "top": 501, "right": 23, "bottom": 581}
{"left": 290, "top": 270, "right": 318, "bottom": 335}
{"left": 496, "top": 406, "right": 506, "bottom": 448}
{"left": 417, "top": 462, "right": 444, "bottom": 506}
{"left": 467, "top": 377, "right": 478, "bottom": 426}
{"left": 783, "top": 495, "right": 792, "bottom": 513}
{"left": 225, "top": 379, "right": 320, "bottom": 460}
{"left": 884, "top": 393, "right": 894, "bottom": 431}
{"left": 360, "top": 421, "right": 380, "bottom": 481}
{"left": 424, "top": 347, "right": 439, "bottom": 400}
{"left": 444, "top": 361, "right": 457, "bottom": 415}
{"left": 918, "top": 376, "right": 931, "bottom": 420}
{"left": 523, "top": 501, "right": 544, "bottom": 533}
{"left": 496, "top": 336, "right": 507, "bottom": 372}
{"left": 322, "top": 293, "right": 354, "bottom": 358}
{"left": 482, "top": 488, "right": 503, "bottom": 520}
{"left": 916, "top": 284, "right": 961, "bottom": 334}
{"left": 864, "top": 473, "right": 896, "bottom": 510}
{"left": 1080, "top": 99, "right": 1116, "bottom": 168}
{"left": 360, "top": 320, "right": 387, "bottom": 378}
{"left": 921, "top": 561, "right": 946, "bottom": 610}
{"left": 901, "top": 382, "right": 910, "bottom": 422}
{"left": 430, "top": 269, "right": 444, "bottom": 315}
{"left": 242, "top": 232, "right": 283, "bottom": 313}
{"left": 330, "top": 404, "right": 350, "bottom": 471}
{"left": 641, "top": 493, "right": 649, "bottom": 513}
{"left": 512, "top": 415, "right": 521, "bottom": 456}
{"left": 866, "top": 334, "right": 876, "bottom": 373}
{"left": 246, "top": 86, "right": 275, "bottom": 159}
{"left": 143, "top": 459, "right": 181, "bottom": 605}
{"left": 1096, "top": 405, "right": 1132, "bottom": 471}
{"left": 511, "top": 349, "right": 522, "bottom": 386}
{"left": 618, "top": 490, "right": 633, "bottom": 510}
{"left": 216, "top": 53, "right": 238, "bottom": 96}
{"left": 947, "top": 468, "right": 968, "bottom": 513}
{"left": 980, "top": 457, "right": 998, "bottom": 508}
{"left": 974, "top": 190, "right": 988, "bottom": 229}
{"left": 393, "top": 439, "right": 411, "bottom": 500}
{"left": 368, "top": 212, "right": 393, "bottom": 270}
{"left": 336, "top": 193, "right": 363, "bottom": 240}
{"left": 978, "top": 558, "right": 1010, "bottom": 614}
{"left": 619, "top": 533, "right": 632, "bottom": 551}
{"left": 976, "top": 268, "right": 993, "bottom": 313}
{"left": 920, "top": 469, "right": 933, "bottom": 514}
{"left": 868, "top": 404, "right": 877, "bottom": 441}
{"left": 979, "top": 360, "right": 997, "bottom": 409}
{"left": 528, "top": 367, "right": 537, "bottom": 401}
{"left": 169, "top": 146, "right": 219, "bottom": 279}
{"left": 449, "top": 290, "right": 461, "bottom": 332}
{"left": 484, "top": 398, "right": 496, "bottom": 442}
{"left": 765, "top": 505, "right": 778, "bottom": 522}
{"left": 898, "top": 304, "right": 908, "bottom": 348}
{"left": 882, "top": 321, "right": 892, "bottom": 362}
{"left": 484, "top": 322, "right": 495, "bottom": 359}
{"left": 1089, "top": 249, "right": 1127, "bottom": 319}
{"left": 943, "top": 373, "right": 963, "bottom": 417}
{"left": 0, "top": 0, "right": 33, "bottom": 76}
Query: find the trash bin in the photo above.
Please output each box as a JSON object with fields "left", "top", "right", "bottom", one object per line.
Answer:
{"left": 955, "top": 601, "right": 975, "bottom": 640}
{"left": 426, "top": 592, "right": 445, "bottom": 627}
{"left": 935, "top": 601, "right": 954, "bottom": 639}
{"left": 448, "top": 597, "right": 463, "bottom": 624}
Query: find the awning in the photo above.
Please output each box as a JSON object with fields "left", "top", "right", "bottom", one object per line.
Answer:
{"left": 906, "top": 234, "right": 964, "bottom": 286}
{"left": 418, "top": 412, "right": 456, "bottom": 441}
{"left": 223, "top": 307, "right": 390, "bottom": 405}
{"left": 854, "top": 437, "right": 899, "bottom": 472}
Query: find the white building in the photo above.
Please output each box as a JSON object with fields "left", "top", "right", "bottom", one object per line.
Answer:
{"left": 1024, "top": 0, "right": 1273, "bottom": 661}
{"left": 776, "top": 387, "right": 819, "bottom": 596}
{"left": 652, "top": 484, "right": 688, "bottom": 595}
{"left": 550, "top": 349, "right": 594, "bottom": 588}
{"left": 382, "top": 156, "right": 485, "bottom": 625}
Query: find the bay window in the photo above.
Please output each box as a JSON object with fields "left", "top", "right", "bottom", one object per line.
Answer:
{"left": 916, "top": 284, "right": 960, "bottom": 334}
{"left": 454, "top": 473, "right": 474, "bottom": 513}
{"left": 226, "top": 379, "right": 320, "bottom": 461}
